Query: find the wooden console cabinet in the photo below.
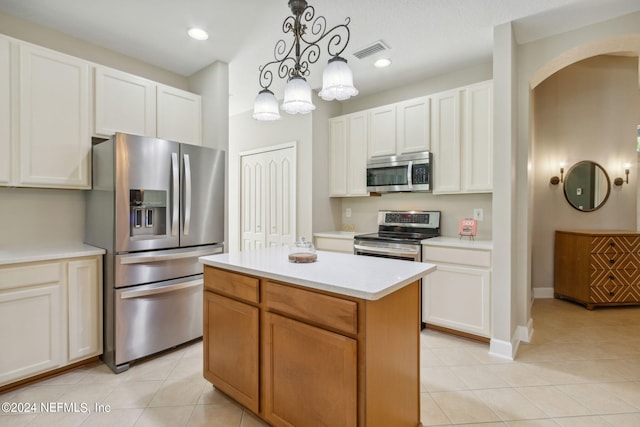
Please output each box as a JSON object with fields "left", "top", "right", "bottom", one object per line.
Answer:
{"left": 203, "top": 265, "right": 420, "bottom": 427}
{"left": 554, "top": 230, "right": 640, "bottom": 309}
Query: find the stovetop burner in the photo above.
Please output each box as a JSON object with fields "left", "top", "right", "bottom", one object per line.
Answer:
{"left": 355, "top": 210, "right": 441, "bottom": 244}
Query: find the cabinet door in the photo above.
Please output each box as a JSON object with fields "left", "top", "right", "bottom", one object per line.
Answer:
{"left": 464, "top": 81, "right": 493, "bottom": 192}
{"left": 0, "top": 263, "right": 64, "bottom": 386}
{"left": 422, "top": 264, "right": 491, "bottom": 337}
{"left": 347, "top": 111, "right": 368, "bottom": 195}
{"left": 157, "top": 84, "right": 202, "bottom": 145}
{"left": 432, "top": 89, "right": 462, "bottom": 194}
{"left": 204, "top": 291, "right": 259, "bottom": 413}
{"left": 18, "top": 43, "right": 90, "bottom": 189}
{"left": 264, "top": 312, "right": 357, "bottom": 427}
{"left": 329, "top": 116, "right": 348, "bottom": 196}
{"left": 368, "top": 105, "right": 396, "bottom": 158}
{"left": 67, "top": 258, "right": 102, "bottom": 361}
{"left": 0, "top": 35, "right": 12, "bottom": 186}
{"left": 94, "top": 66, "right": 156, "bottom": 137}
{"left": 397, "top": 96, "right": 430, "bottom": 154}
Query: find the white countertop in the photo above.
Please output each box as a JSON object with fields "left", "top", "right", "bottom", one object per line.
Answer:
{"left": 200, "top": 246, "right": 435, "bottom": 301}
{"left": 422, "top": 236, "right": 493, "bottom": 250}
{"left": 0, "top": 243, "right": 106, "bottom": 266}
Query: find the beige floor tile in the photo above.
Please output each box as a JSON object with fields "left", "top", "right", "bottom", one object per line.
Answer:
{"left": 600, "top": 413, "right": 640, "bottom": 426}
{"left": 430, "top": 390, "right": 501, "bottom": 424}
{"left": 187, "top": 402, "right": 243, "bottom": 427}
{"left": 421, "top": 366, "right": 467, "bottom": 392}
{"left": 552, "top": 415, "right": 615, "bottom": 426}
{"left": 77, "top": 363, "right": 133, "bottom": 386}
{"left": 598, "top": 381, "right": 640, "bottom": 408}
{"left": 59, "top": 382, "right": 118, "bottom": 406}
{"left": 134, "top": 405, "right": 195, "bottom": 427}
{"left": 4, "top": 384, "right": 72, "bottom": 405}
{"left": 451, "top": 365, "right": 511, "bottom": 389}
{"left": 485, "top": 363, "right": 552, "bottom": 387}
{"left": 26, "top": 409, "right": 89, "bottom": 427}
{"left": 505, "top": 420, "right": 560, "bottom": 426}
{"left": 555, "top": 383, "right": 637, "bottom": 414}
{"left": 148, "top": 378, "right": 207, "bottom": 407}
{"left": 473, "top": 388, "right": 547, "bottom": 421}
{"left": 420, "top": 392, "right": 452, "bottom": 426}
{"left": 127, "top": 358, "right": 180, "bottom": 382}
{"left": 515, "top": 385, "right": 590, "bottom": 417}
{"left": 239, "top": 410, "right": 270, "bottom": 426}
{"left": 421, "top": 348, "right": 444, "bottom": 367}
{"left": 0, "top": 414, "right": 38, "bottom": 426}
{"left": 101, "top": 380, "right": 164, "bottom": 409}
{"left": 198, "top": 384, "right": 240, "bottom": 406}
{"left": 167, "top": 357, "right": 203, "bottom": 381}
{"left": 431, "top": 347, "right": 487, "bottom": 366}
{"left": 79, "top": 407, "right": 143, "bottom": 427}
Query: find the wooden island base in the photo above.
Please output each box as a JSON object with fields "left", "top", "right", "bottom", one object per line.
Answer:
{"left": 203, "top": 265, "right": 421, "bottom": 427}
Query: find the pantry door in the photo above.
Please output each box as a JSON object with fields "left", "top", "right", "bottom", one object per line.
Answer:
{"left": 240, "top": 143, "right": 296, "bottom": 251}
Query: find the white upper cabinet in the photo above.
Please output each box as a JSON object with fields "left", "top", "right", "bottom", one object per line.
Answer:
{"left": 329, "top": 111, "right": 368, "bottom": 197}
{"left": 18, "top": 42, "right": 91, "bottom": 189}
{"left": 157, "top": 84, "right": 202, "bottom": 146}
{"left": 368, "top": 105, "right": 396, "bottom": 158}
{"left": 432, "top": 88, "right": 463, "bottom": 194}
{"left": 464, "top": 81, "right": 493, "bottom": 192}
{"left": 94, "top": 66, "right": 156, "bottom": 137}
{"left": 396, "top": 96, "right": 430, "bottom": 154}
{"left": 0, "top": 35, "right": 12, "bottom": 186}
{"left": 432, "top": 80, "right": 493, "bottom": 194}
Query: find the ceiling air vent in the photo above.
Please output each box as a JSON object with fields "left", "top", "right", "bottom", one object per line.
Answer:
{"left": 352, "top": 40, "right": 389, "bottom": 60}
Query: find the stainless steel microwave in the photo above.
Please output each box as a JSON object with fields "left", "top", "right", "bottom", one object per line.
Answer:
{"left": 366, "top": 152, "right": 432, "bottom": 193}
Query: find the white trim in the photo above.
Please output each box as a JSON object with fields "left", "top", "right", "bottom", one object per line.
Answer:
{"left": 533, "top": 286, "right": 554, "bottom": 299}
{"left": 488, "top": 338, "right": 514, "bottom": 360}
{"left": 239, "top": 141, "right": 297, "bottom": 157}
{"left": 516, "top": 318, "right": 534, "bottom": 344}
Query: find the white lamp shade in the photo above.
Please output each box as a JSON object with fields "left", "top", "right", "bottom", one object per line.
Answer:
{"left": 281, "top": 76, "right": 316, "bottom": 114}
{"left": 318, "top": 56, "right": 358, "bottom": 101}
{"left": 253, "top": 89, "right": 281, "bottom": 121}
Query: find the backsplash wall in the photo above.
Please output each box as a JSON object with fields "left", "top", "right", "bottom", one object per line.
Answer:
{"left": 338, "top": 192, "right": 492, "bottom": 240}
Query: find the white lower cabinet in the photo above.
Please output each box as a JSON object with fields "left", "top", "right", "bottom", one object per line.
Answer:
{"left": 422, "top": 243, "right": 492, "bottom": 338}
{"left": 0, "top": 256, "right": 102, "bottom": 387}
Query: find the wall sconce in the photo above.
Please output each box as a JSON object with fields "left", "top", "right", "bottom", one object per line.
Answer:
{"left": 550, "top": 163, "right": 565, "bottom": 185}
{"left": 614, "top": 163, "right": 631, "bottom": 186}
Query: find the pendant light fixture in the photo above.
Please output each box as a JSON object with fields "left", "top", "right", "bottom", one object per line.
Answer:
{"left": 252, "top": 0, "right": 358, "bottom": 121}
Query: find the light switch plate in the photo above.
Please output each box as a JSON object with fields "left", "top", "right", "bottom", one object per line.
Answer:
{"left": 473, "top": 208, "right": 483, "bottom": 221}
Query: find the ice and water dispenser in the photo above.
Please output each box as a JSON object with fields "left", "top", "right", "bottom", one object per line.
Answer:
{"left": 129, "top": 189, "right": 167, "bottom": 238}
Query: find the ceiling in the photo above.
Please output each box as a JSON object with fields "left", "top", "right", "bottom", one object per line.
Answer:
{"left": 0, "top": 0, "right": 639, "bottom": 116}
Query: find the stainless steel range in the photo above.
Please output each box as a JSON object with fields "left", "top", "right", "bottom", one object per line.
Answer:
{"left": 354, "top": 210, "right": 440, "bottom": 261}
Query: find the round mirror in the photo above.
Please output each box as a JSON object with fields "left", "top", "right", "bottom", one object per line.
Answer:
{"left": 563, "top": 161, "right": 611, "bottom": 212}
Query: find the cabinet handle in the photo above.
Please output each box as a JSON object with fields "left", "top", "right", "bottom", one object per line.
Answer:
{"left": 610, "top": 242, "right": 616, "bottom": 247}
{"left": 609, "top": 291, "right": 615, "bottom": 296}
{"left": 609, "top": 274, "right": 615, "bottom": 280}
{"left": 610, "top": 259, "right": 615, "bottom": 264}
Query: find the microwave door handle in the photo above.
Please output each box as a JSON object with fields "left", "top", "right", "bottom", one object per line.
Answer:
{"left": 171, "top": 152, "right": 179, "bottom": 236}
{"left": 407, "top": 161, "right": 413, "bottom": 190}
{"left": 183, "top": 154, "right": 192, "bottom": 236}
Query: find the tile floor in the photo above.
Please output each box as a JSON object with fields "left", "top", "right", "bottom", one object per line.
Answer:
{"left": 1, "top": 298, "right": 640, "bottom": 426}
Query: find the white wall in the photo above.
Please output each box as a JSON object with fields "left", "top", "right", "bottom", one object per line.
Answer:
{"left": 532, "top": 55, "right": 640, "bottom": 291}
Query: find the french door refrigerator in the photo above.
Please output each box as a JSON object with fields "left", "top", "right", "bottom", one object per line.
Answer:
{"left": 85, "top": 133, "right": 225, "bottom": 373}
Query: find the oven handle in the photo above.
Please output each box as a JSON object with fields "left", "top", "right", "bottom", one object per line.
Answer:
{"left": 119, "top": 247, "right": 222, "bottom": 265}
{"left": 119, "top": 279, "right": 202, "bottom": 299}
{"left": 354, "top": 244, "right": 419, "bottom": 257}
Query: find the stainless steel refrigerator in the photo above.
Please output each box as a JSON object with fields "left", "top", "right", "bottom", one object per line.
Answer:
{"left": 85, "top": 133, "right": 225, "bottom": 373}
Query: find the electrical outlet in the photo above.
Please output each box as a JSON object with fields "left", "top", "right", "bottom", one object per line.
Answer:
{"left": 346, "top": 208, "right": 352, "bottom": 218}
{"left": 473, "top": 208, "right": 484, "bottom": 221}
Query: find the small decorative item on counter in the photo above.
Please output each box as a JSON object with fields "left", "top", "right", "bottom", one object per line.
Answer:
{"left": 288, "top": 237, "right": 318, "bottom": 263}
{"left": 458, "top": 218, "right": 477, "bottom": 240}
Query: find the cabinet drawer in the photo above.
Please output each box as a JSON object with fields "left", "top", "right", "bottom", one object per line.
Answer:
{"left": 590, "top": 252, "right": 640, "bottom": 270}
{"left": 204, "top": 266, "right": 259, "bottom": 304}
{"left": 423, "top": 246, "right": 491, "bottom": 268}
{"left": 0, "top": 262, "right": 62, "bottom": 292}
{"left": 265, "top": 282, "right": 358, "bottom": 336}
{"left": 590, "top": 283, "right": 640, "bottom": 304}
{"left": 591, "top": 236, "right": 640, "bottom": 253}
{"left": 590, "top": 269, "right": 640, "bottom": 287}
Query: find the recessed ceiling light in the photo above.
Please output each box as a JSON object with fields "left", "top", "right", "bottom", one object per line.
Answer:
{"left": 374, "top": 58, "right": 392, "bottom": 68}
{"left": 188, "top": 28, "right": 209, "bottom": 41}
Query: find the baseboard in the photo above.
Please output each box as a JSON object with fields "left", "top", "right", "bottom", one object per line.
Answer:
{"left": 516, "top": 317, "right": 534, "bottom": 344}
{"left": 533, "top": 286, "right": 554, "bottom": 299}
{"left": 489, "top": 338, "right": 515, "bottom": 360}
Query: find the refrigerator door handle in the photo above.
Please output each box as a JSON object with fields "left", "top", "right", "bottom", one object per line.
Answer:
{"left": 118, "top": 247, "right": 223, "bottom": 265}
{"left": 171, "top": 152, "right": 179, "bottom": 236}
{"left": 119, "top": 279, "right": 202, "bottom": 299}
{"left": 183, "top": 153, "right": 192, "bottom": 236}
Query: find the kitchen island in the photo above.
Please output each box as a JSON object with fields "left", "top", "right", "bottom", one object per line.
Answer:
{"left": 200, "top": 247, "right": 435, "bottom": 427}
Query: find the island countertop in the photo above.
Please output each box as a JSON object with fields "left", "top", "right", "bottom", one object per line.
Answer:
{"left": 199, "top": 246, "right": 435, "bottom": 300}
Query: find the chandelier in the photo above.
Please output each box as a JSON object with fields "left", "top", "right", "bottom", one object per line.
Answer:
{"left": 252, "top": 0, "right": 358, "bottom": 121}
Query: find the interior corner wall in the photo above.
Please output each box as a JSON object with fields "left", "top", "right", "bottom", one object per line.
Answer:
{"left": 531, "top": 55, "right": 640, "bottom": 290}
{"left": 188, "top": 61, "right": 229, "bottom": 152}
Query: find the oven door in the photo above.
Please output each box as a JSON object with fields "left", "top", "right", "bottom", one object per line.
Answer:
{"left": 353, "top": 241, "right": 421, "bottom": 262}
